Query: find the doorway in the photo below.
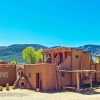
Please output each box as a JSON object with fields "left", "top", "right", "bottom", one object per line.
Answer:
{"left": 36, "top": 73, "right": 40, "bottom": 89}
{"left": 59, "top": 53, "right": 63, "bottom": 64}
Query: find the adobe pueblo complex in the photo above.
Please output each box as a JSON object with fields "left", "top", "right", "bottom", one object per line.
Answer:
{"left": 0, "top": 47, "right": 100, "bottom": 91}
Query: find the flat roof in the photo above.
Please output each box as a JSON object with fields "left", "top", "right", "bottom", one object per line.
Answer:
{"left": 43, "top": 47, "right": 90, "bottom": 54}
{"left": 0, "top": 64, "right": 16, "bottom": 67}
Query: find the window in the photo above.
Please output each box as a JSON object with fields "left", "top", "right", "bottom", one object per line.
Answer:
{"left": 46, "top": 54, "right": 50, "bottom": 58}
{"left": 18, "top": 71, "right": 23, "bottom": 76}
{"left": 4, "top": 72, "right": 8, "bottom": 78}
{"left": 21, "top": 71, "right": 23, "bottom": 76}
{"left": 0, "top": 72, "right": 8, "bottom": 78}
{"left": 0, "top": 72, "right": 3, "bottom": 77}
{"left": 75, "top": 55, "right": 80, "bottom": 58}
{"left": 61, "top": 72, "right": 65, "bottom": 77}
{"left": 54, "top": 54, "right": 57, "bottom": 58}
{"left": 28, "top": 73, "right": 31, "bottom": 78}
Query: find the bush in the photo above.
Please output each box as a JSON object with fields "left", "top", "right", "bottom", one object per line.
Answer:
{"left": 0, "top": 86, "right": 3, "bottom": 91}
{"left": 6, "top": 86, "right": 10, "bottom": 91}
{"left": 6, "top": 84, "right": 10, "bottom": 91}
{"left": 13, "top": 86, "right": 16, "bottom": 89}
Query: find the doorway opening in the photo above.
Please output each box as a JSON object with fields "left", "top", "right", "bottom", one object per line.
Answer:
{"left": 59, "top": 53, "right": 63, "bottom": 64}
{"left": 36, "top": 73, "right": 40, "bottom": 89}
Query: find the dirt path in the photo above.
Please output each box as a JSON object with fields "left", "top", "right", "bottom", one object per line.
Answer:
{"left": 0, "top": 89, "right": 100, "bottom": 100}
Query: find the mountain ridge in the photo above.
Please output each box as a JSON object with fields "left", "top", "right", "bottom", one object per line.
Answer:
{"left": 0, "top": 44, "right": 100, "bottom": 63}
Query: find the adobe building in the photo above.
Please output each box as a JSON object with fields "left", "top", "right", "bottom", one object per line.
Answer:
{"left": 14, "top": 64, "right": 56, "bottom": 90}
{"left": 42, "top": 47, "right": 98, "bottom": 90}
{"left": 15, "top": 47, "right": 100, "bottom": 91}
{"left": 0, "top": 64, "right": 16, "bottom": 86}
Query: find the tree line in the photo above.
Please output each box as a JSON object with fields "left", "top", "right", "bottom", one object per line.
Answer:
{"left": 10, "top": 47, "right": 43, "bottom": 64}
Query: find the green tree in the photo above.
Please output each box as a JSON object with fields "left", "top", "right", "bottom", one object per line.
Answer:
{"left": 22, "top": 47, "right": 37, "bottom": 64}
{"left": 96, "top": 57, "right": 100, "bottom": 63}
{"left": 10, "top": 61, "right": 18, "bottom": 64}
{"left": 35, "top": 49, "right": 43, "bottom": 63}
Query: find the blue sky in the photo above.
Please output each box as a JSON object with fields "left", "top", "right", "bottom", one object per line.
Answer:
{"left": 0, "top": 0, "right": 100, "bottom": 47}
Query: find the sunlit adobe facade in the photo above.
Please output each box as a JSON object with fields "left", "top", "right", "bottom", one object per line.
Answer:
{"left": 15, "top": 47, "right": 100, "bottom": 91}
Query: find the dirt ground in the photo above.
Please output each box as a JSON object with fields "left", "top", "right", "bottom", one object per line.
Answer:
{"left": 0, "top": 89, "right": 100, "bottom": 100}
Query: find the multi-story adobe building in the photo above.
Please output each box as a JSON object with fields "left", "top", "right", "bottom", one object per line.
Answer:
{"left": 15, "top": 47, "right": 100, "bottom": 91}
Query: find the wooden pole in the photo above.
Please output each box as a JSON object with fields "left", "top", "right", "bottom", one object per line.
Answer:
{"left": 62, "top": 52, "right": 65, "bottom": 62}
{"left": 57, "top": 53, "right": 59, "bottom": 65}
{"left": 51, "top": 54, "right": 54, "bottom": 64}
{"left": 58, "top": 71, "right": 61, "bottom": 90}
{"left": 76, "top": 72, "right": 80, "bottom": 90}
{"left": 43, "top": 54, "right": 44, "bottom": 63}
{"left": 79, "top": 55, "right": 82, "bottom": 85}
{"left": 70, "top": 53, "right": 73, "bottom": 86}
{"left": 53, "top": 66, "right": 58, "bottom": 91}
{"left": 90, "top": 72, "right": 93, "bottom": 88}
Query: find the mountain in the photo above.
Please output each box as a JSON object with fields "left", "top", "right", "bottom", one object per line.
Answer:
{"left": 0, "top": 44, "right": 48, "bottom": 63}
{"left": 51, "top": 45, "right": 100, "bottom": 56}
{"left": 0, "top": 44, "right": 100, "bottom": 63}
{"left": 50, "top": 46, "right": 61, "bottom": 49}
{"left": 77, "top": 44, "right": 100, "bottom": 56}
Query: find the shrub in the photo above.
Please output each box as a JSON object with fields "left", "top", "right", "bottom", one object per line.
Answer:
{"left": 13, "top": 86, "right": 16, "bottom": 89}
{"left": 0, "top": 86, "right": 3, "bottom": 91}
{"left": 6, "top": 83, "right": 10, "bottom": 91}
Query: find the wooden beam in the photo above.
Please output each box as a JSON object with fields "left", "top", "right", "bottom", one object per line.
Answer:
{"left": 76, "top": 72, "right": 80, "bottom": 90}
{"left": 56, "top": 53, "right": 59, "bottom": 65}
{"left": 62, "top": 52, "right": 65, "bottom": 62}
{"left": 51, "top": 54, "right": 54, "bottom": 64}
{"left": 58, "top": 71, "right": 61, "bottom": 90}
{"left": 43, "top": 54, "right": 44, "bottom": 63}
{"left": 90, "top": 72, "right": 93, "bottom": 88}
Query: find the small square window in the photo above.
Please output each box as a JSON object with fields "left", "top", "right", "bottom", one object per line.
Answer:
{"left": 61, "top": 72, "right": 65, "bottom": 77}
{"left": 54, "top": 54, "right": 57, "bottom": 58}
{"left": 46, "top": 54, "right": 50, "bottom": 58}
{"left": 4, "top": 72, "right": 8, "bottom": 78}
{"left": 75, "top": 55, "right": 79, "bottom": 58}
{"left": 28, "top": 73, "right": 31, "bottom": 78}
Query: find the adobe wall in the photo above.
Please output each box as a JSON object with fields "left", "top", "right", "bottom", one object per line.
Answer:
{"left": 0, "top": 64, "right": 16, "bottom": 86}
{"left": 60, "top": 73, "right": 72, "bottom": 87}
{"left": 96, "top": 63, "right": 100, "bottom": 82}
{"left": 91, "top": 63, "right": 96, "bottom": 82}
{"left": 24, "top": 64, "right": 56, "bottom": 91}
{"left": 71, "top": 50, "right": 82, "bottom": 86}
{"left": 60, "top": 49, "right": 94, "bottom": 87}
{"left": 81, "top": 52, "right": 91, "bottom": 70}
{"left": 63, "top": 52, "right": 72, "bottom": 69}
{"left": 44, "top": 64, "right": 57, "bottom": 90}
{"left": 71, "top": 51, "right": 91, "bottom": 86}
